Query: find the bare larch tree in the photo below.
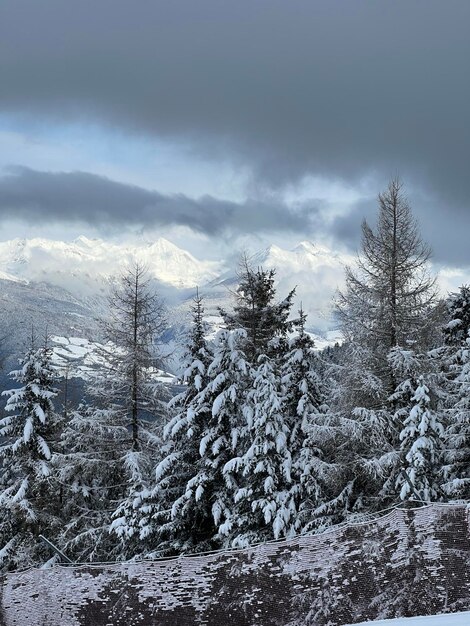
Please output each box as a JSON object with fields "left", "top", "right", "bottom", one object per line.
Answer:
{"left": 336, "top": 177, "right": 437, "bottom": 402}
{"left": 103, "top": 262, "right": 167, "bottom": 450}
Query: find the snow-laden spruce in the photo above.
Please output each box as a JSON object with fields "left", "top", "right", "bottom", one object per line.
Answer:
{"left": 133, "top": 292, "right": 219, "bottom": 556}
{"left": 281, "top": 308, "right": 335, "bottom": 532}
{"left": 140, "top": 326, "right": 250, "bottom": 555}
{"left": 171, "top": 326, "right": 249, "bottom": 552}
{"left": 57, "top": 366, "right": 138, "bottom": 562}
{"left": 222, "top": 350, "right": 295, "bottom": 547}
{"left": 0, "top": 340, "right": 61, "bottom": 571}
{"left": 398, "top": 376, "right": 444, "bottom": 502}
{"left": 443, "top": 343, "right": 470, "bottom": 499}
{"left": 220, "top": 255, "right": 295, "bottom": 361}
{"left": 380, "top": 346, "right": 424, "bottom": 502}
{"left": 441, "top": 286, "right": 470, "bottom": 499}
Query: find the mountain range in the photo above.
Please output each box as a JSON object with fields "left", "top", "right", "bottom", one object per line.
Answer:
{"left": 0, "top": 236, "right": 347, "bottom": 376}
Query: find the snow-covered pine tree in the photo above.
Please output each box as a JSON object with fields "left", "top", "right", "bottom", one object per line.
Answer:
{"left": 336, "top": 177, "right": 437, "bottom": 411}
{"left": 220, "top": 254, "right": 295, "bottom": 362}
{"left": 132, "top": 291, "right": 217, "bottom": 556}
{"left": 0, "top": 338, "right": 61, "bottom": 571}
{"left": 382, "top": 346, "right": 423, "bottom": 503}
{"left": 441, "top": 286, "right": 470, "bottom": 499}
{"left": 214, "top": 257, "right": 304, "bottom": 546}
{"left": 333, "top": 178, "right": 438, "bottom": 514}
{"left": 57, "top": 264, "right": 167, "bottom": 561}
{"left": 160, "top": 327, "right": 249, "bottom": 554}
{"left": 443, "top": 349, "right": 470, "bottom": 499}
{"left": 281, "top": 308, "right": 334, "bottom": 532}
{"left": 398, "top": 375, "right": 444, "bottom": 502}
{"left": 56, "top": 373, "right": 131, "bottom": 562}
{"left": 104, "top": 264, "right": 168, "bottom": 558}
{"left": 444, "top": 286, "right": 470, "bottom": 347}
{"left": 222, "top": 349, "right": 295, "bottom": 547}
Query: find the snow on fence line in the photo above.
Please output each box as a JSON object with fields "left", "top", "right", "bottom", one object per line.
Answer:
{"left": 1, "top": 503, "right": 469, "bottom": 626}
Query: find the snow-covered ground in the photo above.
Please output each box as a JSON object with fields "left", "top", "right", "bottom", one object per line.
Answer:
{"left": 347, "top": 611, "right": 470, "bottom": 625}
{"left": 51, "top": 335, "right": 176, "bottom": 384}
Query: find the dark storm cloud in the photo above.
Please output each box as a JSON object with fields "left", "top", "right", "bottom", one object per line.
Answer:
{"left": 0, "top": 0, "right": 469, "bottom": 262}
{"left": 1, "top": 1, "right": 468, "bottom": 184}
{"left": 330, "top": 191, "right": 470, "bottom": 267}
{"left": 0, "top": 166, "right": 318, "bottom": 235}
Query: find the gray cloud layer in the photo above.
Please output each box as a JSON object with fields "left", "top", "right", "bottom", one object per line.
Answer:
{"left": 0, "top": 1, "right": 469, "bottom": 263}
{"left": 1, "top": 2, "right": 468, "bottom": 190}
{"left": 0, "top": 166, "right": 318, "bottom": 236}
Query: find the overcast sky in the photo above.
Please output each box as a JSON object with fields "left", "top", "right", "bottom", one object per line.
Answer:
{"left": 0, "top": 0, "right": 469, "bottom": 267}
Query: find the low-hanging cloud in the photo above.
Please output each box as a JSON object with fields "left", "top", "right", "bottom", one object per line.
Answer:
{"left": 0, "top": 166, "right": 319, "bottom": 236}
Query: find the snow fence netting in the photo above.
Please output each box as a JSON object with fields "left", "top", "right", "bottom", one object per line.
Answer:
{"left": 1, "top": 503, "right": 469, "bottom": 626}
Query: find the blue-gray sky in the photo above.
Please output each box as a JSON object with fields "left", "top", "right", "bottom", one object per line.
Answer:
{"left": 0, "top": 0, "right": 469, "bottom": 265}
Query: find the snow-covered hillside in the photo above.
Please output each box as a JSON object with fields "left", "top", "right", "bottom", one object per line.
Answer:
{"left": 50, "top": 335, "right": 176, "bottom": 385}
{"left": 347, "top": 611, "right": 470, "bottom": 625}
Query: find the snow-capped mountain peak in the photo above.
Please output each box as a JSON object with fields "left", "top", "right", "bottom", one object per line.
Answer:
{"left": 0, "top": 236, "right": 224, "bottom": 292}
{"left": 0, "top": 235, "right": 350, "bottom": 335}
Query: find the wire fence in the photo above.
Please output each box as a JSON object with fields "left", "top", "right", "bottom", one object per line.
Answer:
{"left": 1, "top": 503, "right": 469, "bottom": 626}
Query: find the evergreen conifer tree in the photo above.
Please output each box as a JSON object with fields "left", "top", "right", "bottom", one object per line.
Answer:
{"left": 281, "top": 308, "right": 333, "bottom": 532}
{"left": 167, "top": 327, "right": 248, "bottom": 552}
{"left": 0, "top": 338, "right": 61, "bottom": 571}
{"left": 443, "top": 348, "right": 470, "bottom": 499}
{"left": 382, "top": 346, "right": 423, "bottom": 502}
{"left": 56, "top": 264, "right": 167, "bottom": 561}
{"left": 134, "top": 292, "right": 217, "bottom": 555}
{"left": 105, "top": 264, "right": 167, "bottom": 557}
{"left": 57, "top": 393, "right": 129, "bottom": 562}
{"left": 222, "top": 349, "right": 294, "bottom": 547}
{"left": 220, "top": 255, "right": 295, "bottom": 362}
{"left": 441, "top": 286, "right": 470, "bottom": 498}
{"left": 336, "top": 178, "right": 437, "bottom": 410}
{"left": 398, "top": 376, "right": 444, "bottom": 502}
{"left": 333, "top": 178, "right": 438, "bottom": 513}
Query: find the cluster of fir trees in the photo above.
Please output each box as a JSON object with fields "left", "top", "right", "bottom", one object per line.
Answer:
{"left": 115, "top": 264, "right": 335, "bottom": 557}
{"left": 0, "top": 258, "right": 334, "bottom": 569}
{"left": 1, "top": 179, "right": 470, "bottom": 572}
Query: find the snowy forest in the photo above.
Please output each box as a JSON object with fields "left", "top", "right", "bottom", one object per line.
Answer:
{"left": 1, "top": 178, "right": 469, "bottom": 573}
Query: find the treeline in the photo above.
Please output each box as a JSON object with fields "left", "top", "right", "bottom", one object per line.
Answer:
{"left": 1, "top": 178, "right": 469, "bottom": 571}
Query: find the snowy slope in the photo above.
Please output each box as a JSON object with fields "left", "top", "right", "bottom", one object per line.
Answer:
{"left": 346, "top": 611, "right": 470, "bottom": 625}
{"left": 50, "top": 335, "right": 176, "bottom": 384}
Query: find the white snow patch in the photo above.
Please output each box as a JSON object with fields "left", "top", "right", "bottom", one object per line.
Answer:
{"left": 346, "top": 610, "right": 470, "bottom": 626}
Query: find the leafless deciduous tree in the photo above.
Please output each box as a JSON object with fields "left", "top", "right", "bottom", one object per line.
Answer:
{"left": 102, "top": 262, "right": 167, "bottom": 450}
{"left": 336, "top": 177, "right": 437, "bottom": 400}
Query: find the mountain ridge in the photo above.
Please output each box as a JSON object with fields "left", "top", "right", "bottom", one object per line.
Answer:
{"left": 0, "top": 235, "right": 349, "bottom": 345}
